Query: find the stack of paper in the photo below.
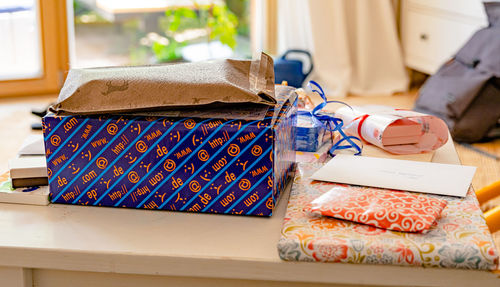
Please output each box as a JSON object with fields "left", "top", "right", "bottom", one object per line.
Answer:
{"left": 1, "top": 134, "right": 50, "bottom": 205}
{"left": 381, "top": 119, "right": 422, "bottom": 146}
{"left": 0, "top": 172, "right": 49, "bottom": 206}
{"left": 8, "top": 134, "right": 48, "bottom": 188}
{"left": 9, "top": 156, "right": 48, "bottom": 188}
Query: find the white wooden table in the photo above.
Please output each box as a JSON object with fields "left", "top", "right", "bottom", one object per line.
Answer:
{"left": 0, "top": 138, "right": 499, "bottom": 287}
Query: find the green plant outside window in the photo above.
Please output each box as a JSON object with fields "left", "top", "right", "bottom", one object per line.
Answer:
{"left": 152, "top": 1, "right": 239, "bottom": 62}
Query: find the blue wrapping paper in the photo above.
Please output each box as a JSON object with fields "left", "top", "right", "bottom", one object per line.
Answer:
{"left": 295, "top": 113, "right": 334, "bottom": 152}
{"left": 42, "top": 92, "right": 297, "bottom": 216}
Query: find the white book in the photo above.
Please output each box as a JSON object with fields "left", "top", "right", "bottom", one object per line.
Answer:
{"left": 0, "top": 173, "right": 49, "bottom": 206}
{"left": 9, "top": 156, "right": 47, "bottom": 179}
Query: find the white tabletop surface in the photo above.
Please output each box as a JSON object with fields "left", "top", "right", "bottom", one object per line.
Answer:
{"left": 0, "top": 139, "right": 498, "bottom": 287}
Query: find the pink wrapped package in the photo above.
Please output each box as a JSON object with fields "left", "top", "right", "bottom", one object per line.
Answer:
{"left": 334, "top": 105, "right": 449, "bottom": 154}
{"left": 304, "top": 184, "right": 448, "bottom": 233}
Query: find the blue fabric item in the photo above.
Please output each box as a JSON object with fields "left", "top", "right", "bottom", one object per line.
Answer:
{"left": 274, "top": 50, "right": 314, "bottom": 88}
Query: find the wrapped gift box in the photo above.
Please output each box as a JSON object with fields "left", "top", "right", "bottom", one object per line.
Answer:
{"left": 42, "top": 92, "right": 297, "bottom": 216}
{"left": 295, "top": 113, "right": 333, "bottom": 152}
{"left": 278, "top": 163, "right": 499, "bottom": 269}
{"left": 335, "top": 105, "right": 448, "bottom": 154}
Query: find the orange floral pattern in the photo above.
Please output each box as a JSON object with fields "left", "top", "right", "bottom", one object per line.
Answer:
{"left": 304, "top": 185, "right": 447, "bottom": 232}
{"left": 278, "top": 163, "right": 499, "bottom": 270}
{"left": 308, "top": 237, "right": 348, "bottom": 262}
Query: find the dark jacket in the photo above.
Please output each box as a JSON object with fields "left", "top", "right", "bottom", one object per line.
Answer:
{"left": 415, "top": 2, "right": 500, "bottom": 142}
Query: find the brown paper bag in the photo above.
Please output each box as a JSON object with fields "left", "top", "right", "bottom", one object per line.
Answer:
{"left": 51, "top": 53, "right": 275, "bottom": 115}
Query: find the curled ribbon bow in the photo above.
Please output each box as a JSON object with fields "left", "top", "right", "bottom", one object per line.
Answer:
{"left": 298, "top": 81, "right": 362, "bottom": 156}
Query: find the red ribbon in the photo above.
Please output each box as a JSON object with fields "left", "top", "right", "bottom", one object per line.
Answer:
{"left": 353, "top": 114, "right": 370, "bottom": 143}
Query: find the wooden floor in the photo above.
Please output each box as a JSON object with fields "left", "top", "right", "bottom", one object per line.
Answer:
{"left": 456, "top": 142, "right": 500, "bottom": 202}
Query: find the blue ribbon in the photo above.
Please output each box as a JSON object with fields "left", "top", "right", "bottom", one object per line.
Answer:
{"left": 298, "top": 81, "right": 362, "bottom": 156}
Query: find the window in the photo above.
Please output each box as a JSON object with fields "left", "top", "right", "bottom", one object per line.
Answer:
{"left": 0, "top": 0, "right": 277, "bottom": 97}
{"left": 0, "top": 0, "right": 70, "bottom": 97}
{"left": 72, "top": 0, "right": 252, "bottom": 68}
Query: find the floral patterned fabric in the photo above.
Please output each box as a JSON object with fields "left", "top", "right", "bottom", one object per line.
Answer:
{"left": 305, "top": 185, "right": 448, "bottom": 233}
{"left": 278, "top": 163, "right": 499, "bottom": 270}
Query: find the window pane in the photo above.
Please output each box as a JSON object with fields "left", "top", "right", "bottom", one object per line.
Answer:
{"left": 73, "top": 0, "right": 251, "bottom": 68}
{"left": 0, "top": 0, "right": 43, "bottom": 81}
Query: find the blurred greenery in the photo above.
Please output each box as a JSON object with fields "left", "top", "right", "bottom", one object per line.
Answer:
{"left": 151, "top": 40, "right": 184, "bottom": 63}
{"left": 73, "top": 0, "right": 85, "bottom": 15}
{"left": 152, "top": 0, "right": 241, "bottom": 62}
{"left": 165, "top": 8, "right": 198, "bottom": 32}
{"left": 72, "top": 0, "right": 249, "bottom": 65}
{"left": 73, "top": 0, "right": 109, "bottom": 24}
{"left": 226, "top": 0, "right": 250, "bottom": 36}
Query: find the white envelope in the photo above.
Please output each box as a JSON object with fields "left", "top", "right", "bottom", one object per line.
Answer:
{"left": 310, "top": 154, "right": 476, "bottom": 197}
{"left": 18, "top": 134, "right": 45, "bottom": 155}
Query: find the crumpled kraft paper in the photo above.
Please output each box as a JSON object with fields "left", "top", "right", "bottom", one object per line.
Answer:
{"left": 51, "top": 53, "right": 275, "bottom": 115}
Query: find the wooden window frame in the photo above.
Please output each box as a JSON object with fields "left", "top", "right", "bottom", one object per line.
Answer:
{"left": 250, "top": 0, "right": 278, "bottom": 55}
{"left": 0, "top": 0, "right": 70, "bottom": 97}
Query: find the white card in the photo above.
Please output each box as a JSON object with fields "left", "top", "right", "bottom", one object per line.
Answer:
{"left": 310, "top": 154, "right": 476, "bottom": 197}
{"left": 18, "top": 134, "right": 45, "bottom": 155}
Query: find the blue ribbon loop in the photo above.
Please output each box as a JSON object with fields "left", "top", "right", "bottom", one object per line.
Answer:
{"left": 298, "top": 81, "right": 362, "bottom": 156}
